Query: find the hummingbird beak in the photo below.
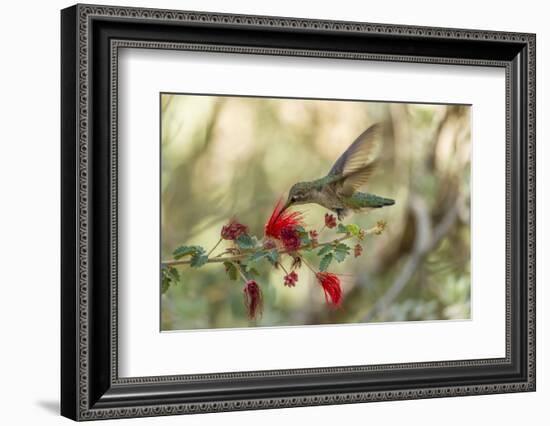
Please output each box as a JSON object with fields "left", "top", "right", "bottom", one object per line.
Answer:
{"left": 281, "top": 199, "right": 293, "bottom": 213}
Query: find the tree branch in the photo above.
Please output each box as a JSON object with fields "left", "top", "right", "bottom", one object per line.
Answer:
{"left": 362, "top": 195, "right": 460, "bottom": 322}
{"left": 162, "top": 224, "right": 383, "bottom": 267}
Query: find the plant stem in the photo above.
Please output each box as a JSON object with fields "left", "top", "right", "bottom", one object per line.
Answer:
{"left": 207, "top": 238, "right": 223, "bottom": 257}
{"left": 280, "top": 262, "right": 289, "bottom": 275}
{"left": 162, "top": 224, "right": 382, "bottom": 267}
{"left": 300, "top": 256, "right": 317, "bottom": 275}
{"left": 236, "top": 263, "right": 249, "bottom": 282}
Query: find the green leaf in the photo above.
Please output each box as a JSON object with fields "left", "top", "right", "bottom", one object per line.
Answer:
{"left": 161, "top": 266, "right": 180, "bottom": 294}
{"left": 287, "top": 225, "right": 309, "bottom": 245}
{"left": 300, "top": 233, "right": 311, "bottom": 246}
{"left": 247, "top": 250, "right": 268, "bottom": 264}
{"left": 317, "top": 245, "right": 333, "bottom": 257}
{"left": 333, "top": 243, "right": 351, "bottom": 262}
{"left": 294, "top": 225, "right": 307, "bottom": 235}
{"left": 333, "top": 251, "right": 347, "bottom": 262}
{"left": 190, "top": 254, "right": 208, "bottom": 268}
{"left": 172, "top": 245, "right": 203, "bottom": 259}
{"left": 248, "top": 267, "right": 260, "bottom": 277}
{"left": 223, "top": 262, "right": 238, "bottom": 281}
{"left": 319, "top": 253, "right": 333, "bottom": 272}
{"left": 236, "top": 234, "right": 255, "bottom": 249}
{"left": 161, "top": 277, "right": 170, "bottom": 294}
{"left": 266, "top": 249, "right": 279, "bottom": 266}
{"left": 345, "top": 223, "right": 361, "bottom": 238}
{"left": 168, "top": 266, "right": 180, "bottom": 282}
{"left": 336, "top": 223, "right": 348, "bottom": 234}
{"left": 239, "top": 264, "right": 255, "bottom": 281}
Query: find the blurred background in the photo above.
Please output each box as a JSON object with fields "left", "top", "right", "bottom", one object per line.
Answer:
{"left": 160, "top": 93, "right": 471, "bottom": 331}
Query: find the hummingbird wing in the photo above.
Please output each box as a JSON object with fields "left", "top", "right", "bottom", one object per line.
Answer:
{"left": 328, "top": 124, "right": 381, "bottom": 197}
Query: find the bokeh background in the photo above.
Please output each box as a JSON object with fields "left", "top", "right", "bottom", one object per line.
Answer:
{"left": 160, "top": 93, "right": 471, "bottom": 331}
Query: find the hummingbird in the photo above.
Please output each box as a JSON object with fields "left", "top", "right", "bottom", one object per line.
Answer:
{"left": 283, "top": 123, "right": 395, "bottom": 220}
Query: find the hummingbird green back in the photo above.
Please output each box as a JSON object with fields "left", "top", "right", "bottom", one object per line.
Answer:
{"left": 284, "top": 123, "right": 395, "bottom": 219}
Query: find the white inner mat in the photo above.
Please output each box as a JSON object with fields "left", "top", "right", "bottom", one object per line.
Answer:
{"left": 118, "top": 48, "right": 506, "bottom": 377}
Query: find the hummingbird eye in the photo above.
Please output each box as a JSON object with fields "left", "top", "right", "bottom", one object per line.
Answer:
{"left": 291, "top": 196, "right": 297, "bottom": 202}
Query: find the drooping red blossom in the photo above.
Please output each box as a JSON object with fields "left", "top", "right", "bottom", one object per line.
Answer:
{"left": 280, "top": 225, "right": 301, "bottom": 252}
{"left": 309, "top": 230, "right": 319, "bottom": 247}
{"left": 284, "top": 271, "right": 299, "bottom": 287}
{"left": 265, "top": 198, "right": 304, "bottom": 239}
{"left": 221, "top": 218, "right": 248, "bottom": 240}
{"left": 354, "top": 243, "right": 363, "bottom": 258}
{"left": 316, "top": 272, "right": 343, "bottom": 308}
{"left": 324, "top": 213, "right": 337, "bottom": 229}
{"left": 243, "top": 280, "right": 263, "bottom": 320}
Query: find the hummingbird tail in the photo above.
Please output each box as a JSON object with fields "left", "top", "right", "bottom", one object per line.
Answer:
{"left": 346, "top": 192, "right": 395, "bottom": 210}
{"left": 364, "top": 193, "right": 395, "bottom": 208}
{"left": 378, "top": 197, "right": 395, "bottom": 207}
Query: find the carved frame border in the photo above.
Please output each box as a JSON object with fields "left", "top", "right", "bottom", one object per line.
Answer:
{"left": 61, "top": 3, "right": 535, "bottom": 421}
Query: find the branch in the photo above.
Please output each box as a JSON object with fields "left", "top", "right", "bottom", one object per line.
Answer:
{"left": 362, "top": 195, "right": 460, "bottom": 322}
{"left": 162, "top": 224, "right": 382, "bottom": 267}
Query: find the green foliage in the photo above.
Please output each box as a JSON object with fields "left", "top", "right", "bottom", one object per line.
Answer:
{"left": 247, "top": 250, "right": 269, "bottom": 264}
{"left": 333, "top": 243, "right": 351, "bottom": 262}
{"left": 317, "top": 245, "right": 332, "bottom": 257}
{"left": 173, "top": 245, "right": 209, "bottom": 268}
{"left": 336, "top": 223, "right": 347, "bottom": 234}
{"left": 190, "top": 253, "right": 209, "bottom": 268}
{"left": 336, "top": 223, "right": 363, "bottom": 240}
{"left": 235, "top": 234, "right": 255, "bottom": 249}
{"left": 242, "top": 248, "right": 282, "bottom": 272}
{"left": 172, "top": 245, "right": 203, "bottom": 259}
{"left": 316, "top": 242, "right": 351, "bottom": 267}
{"left": 294, "top": 225, "right": 311, "bottom": 247}
{"left": 266, "top": 249, "right": 279, "bottom": 266}
{"left": 345, "top": 223, "right": 362, "bottom": 239}
{"left": 161, "top": 265, "right": 180, "bottom": 294}
{"left": 319, "top": 253, "right": 333, "bottom": 272}
{"left": 223, "top": 262, "right": 238, "bottom": 281}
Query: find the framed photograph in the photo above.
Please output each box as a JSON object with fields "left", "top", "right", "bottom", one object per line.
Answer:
{"left": 61, "top": 4, "right": 536, "bottom": 421}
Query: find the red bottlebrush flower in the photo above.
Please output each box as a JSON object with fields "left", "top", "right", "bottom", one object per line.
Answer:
{"left": 243, "top": 280, "right": 263, "bottom": 320}
{"left": 221, "top": 218, "right": 248, "bottom": 240}
{"left": 354, "top": 243, "right": 363, "bottom": 258}
{"left": 324, "top": 213, "right": 337, "bottom": 229}
{"left": 284, "top": 271, "right": 299, "bottom": 287}
{"left": 265, "top": 198, "right": 304, "bottom": 239}
{"left": 309, "top": 230, "right": 319, "bottom": 247}
{"left": 280, "top": 225, "right": 301, "bottom": 252}
{"left": 316, "top": 272, "right": 343, "bottom": 308}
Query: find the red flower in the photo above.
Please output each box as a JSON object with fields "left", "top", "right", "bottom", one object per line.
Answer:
{"left": 354, "top": 243, "right": 363, "bottom": 258}
{"left": 243, "top": 280, "right": 263, "bottom": 320}
{"left": 316, "top": 272, "right": 343, "bottom": 308}
{"left": 265, "top": 198, "right": 304, "bottom": 239}
{"left": 221, "top": 218, "right": 248, "bottom": 240}
{"left": 284, "top": 271, "right": 299, "bottom": 287}
{"left": 280, "top": 226, "right": 301, "bottom": 252}
{"left": 324, "top": 213, "right": 337, "bottom": 229}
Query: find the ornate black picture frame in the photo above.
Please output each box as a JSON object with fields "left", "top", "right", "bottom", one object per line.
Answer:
{"left": 61, "top": 4, "right": 536, "bottom": 421}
